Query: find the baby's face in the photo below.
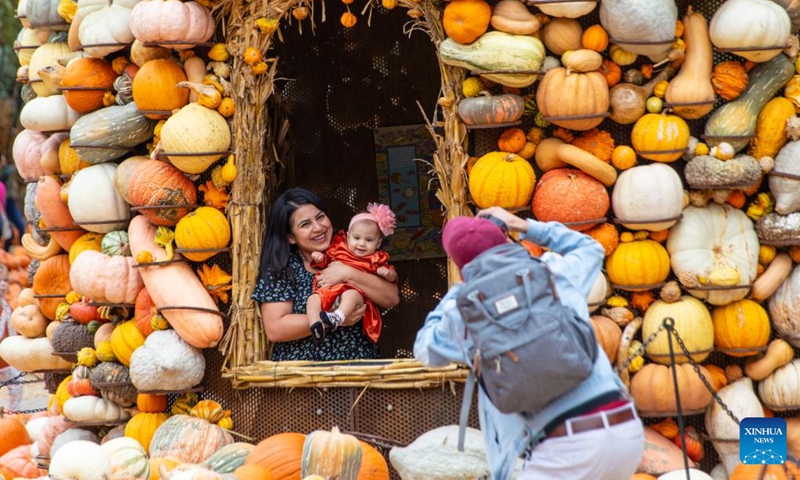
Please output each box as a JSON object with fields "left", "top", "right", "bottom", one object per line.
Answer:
{"left": 347, "top": 220, "right": 382, "bottom": 257}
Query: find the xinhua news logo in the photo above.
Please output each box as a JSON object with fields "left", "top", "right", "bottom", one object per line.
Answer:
{"left": 740, "top": 417, "right": 787, "bottom": 465}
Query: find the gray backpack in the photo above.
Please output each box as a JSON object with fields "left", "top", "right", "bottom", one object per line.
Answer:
{"left": 455, "top": 242, "right": 598, "bottom": 450}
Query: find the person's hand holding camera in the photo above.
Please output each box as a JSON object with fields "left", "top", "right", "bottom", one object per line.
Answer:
{"left": 476, "top": 207, "right": 529, "bottom": 234}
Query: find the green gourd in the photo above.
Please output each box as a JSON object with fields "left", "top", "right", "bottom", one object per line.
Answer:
{"left": 704, "top": 53, "right": 795, "bottom": 152}
{"left": 438, "top": 31, "right": 544, "bottom": 88}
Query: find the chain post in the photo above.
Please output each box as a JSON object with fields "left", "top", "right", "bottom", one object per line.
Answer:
{"left": 664, "top": 317, "right": 692, "bottom": 480}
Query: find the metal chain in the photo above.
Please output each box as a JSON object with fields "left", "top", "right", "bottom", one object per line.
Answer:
{"left": 615, "top": 317, "right": 741, "bottom": 425}
{"left": 0, "top": 371, "right": 47, "bottom": 416}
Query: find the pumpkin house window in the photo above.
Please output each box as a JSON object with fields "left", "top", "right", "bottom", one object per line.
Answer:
{"left": 267, "top": 3, "right": 446, "bottom": 358}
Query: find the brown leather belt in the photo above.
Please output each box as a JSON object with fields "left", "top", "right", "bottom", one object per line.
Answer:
{"left": 546, "top": 403, "right": 637, "bottom": 439}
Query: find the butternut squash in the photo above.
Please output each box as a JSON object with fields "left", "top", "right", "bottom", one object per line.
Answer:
{"left": 704, "top": 53, "right": 795, "bottom": 152}
{"left": 127, "top": 215, "right": 223, "bottom": 349}
{"left": 490, "top": 0, "right": 540, "bottom": 36}
{"left": 749, "top": 97, "right": 796, "bottom": 159}
{"left": 183, "top": 56, "right": 206, "bottom": 103}
{"left": 555, "top": 143, "right": 618, "bottom": 187}
{"left": 21, "top": 233, "right": 61, "bottom": 261}
{"left": 751, "top": 252, "right": 793, "bottom": 302}
{"left": 664, "top": 7, "right": 715, "bottom": 120}
{"left": 36, "top": 175, "right": 86, "bottom": 251}
{"left": 534, "top": 137, "right": 567, "bottom": 171}
{"left": 561, "top": 49, "right": 603, "bottom": 73}
{"left": 745, "top": 338, "right": 794, "bottom": 381}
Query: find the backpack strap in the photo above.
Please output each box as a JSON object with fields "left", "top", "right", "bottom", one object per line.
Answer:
{"left": 458, "top": 369, "right": 477, "bottom": 452}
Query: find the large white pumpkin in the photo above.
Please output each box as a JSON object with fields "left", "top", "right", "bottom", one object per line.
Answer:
{"left": 612, "top": 163, "right": 683, "bottom": 231}
{"left": 0, "top": 335, "right": 73, "bottom": 372}
{"left": 705, "top": 378, "right": 764, "bottom": 475}
{"left": 599, "top": 0, "right": 677, "bottom": 62}
{"left": 768, "top": 264, "right": 800, "bottom": 347}
{"left": 68, "top": 163, "right": 131, "bottom": 233}
{"left": 667, "top": 204, "right": 759, "bottom": 306}
{"left": 587, "top": 271, "right": 612, "bottom": 312}
{"left": 710, "top": 0, "right": 791, "bottom": 62}
{"left": 27, "top": 40, "right": 72, "bottom": 97}
{"left": 759, "top": 359, "right": 800, "bottom": 409}
{"left": 20, "top": 95, "right": 82, "bottom": 132}
{"left": 63, "top": 395, "right": 131, "bottom": 423}
{"left": 78, "top": 0, "right": 142, "bottom": 58}
{"left": 770, "top": 140, "right": 800, "bottom": 215}
{"left": 49, "top": 440, "right": 111, "bottom": 480}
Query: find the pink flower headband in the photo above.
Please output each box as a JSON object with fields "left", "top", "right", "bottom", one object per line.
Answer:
{"left": 349, "top": 203, "right": 396, "bottom": 236}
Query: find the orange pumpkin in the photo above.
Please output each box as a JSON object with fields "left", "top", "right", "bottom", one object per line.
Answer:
{"left": 581, "top": 25, "right": 609, "bottom": 52}
{"left": 630, "top": 363, "right": 713, "bottom": 414}
{"left": 60, "top": 58, "right": 117, "bottom": 113}
{"left": 600, "top": 60, "right": 622, "bottom": 88}
{"left": 671, "top": 425, "right": 703, "bottom": 462}
{"left": 536, "top": 67, "right": 610, "bottom": 131}
{"left": 631, "top": 475, "right": 657, "bottom": 480}
{"left": 532, "top": 169, "right": 609, "bottom": 231}
{"left": 442, "top": 0, "right": 492, "bottom": 45}
{"left": 0, "top": 411, "right": 30, "bottom": 457}
{"left": 703, "top": 364, "right": 727, "bottom": 392}
{"left": 590, "top": 315, "right": 621, "bottom": 362}
{"left": 134, "top": 288, "right": 157, "bottom": 337}
{"left": 128, "top": 160, "right": 198, "bottom": 227}
{"left": 234, "top": 464, "right": 274, "bottom": 480}
{"left": 132, "top": 59, "right": 190, "bottom": 119}
{"left": 497, "top": 127, "right": 526, "bottom": 153}
{"left": 469, "top": 151, "right": 536, "bottom": 210}
{"left": 358, "top": 441, "right": 389, "bottom": 480}
{"left": 32, "top": 254, "right": 72, "bottom": 320}
{"left": 245, "top": 432, "right": 306, "bottom": 479}
{"left": 730, "top": 461, "right": 800, "bottom": 479}
{"left": 0, "top": 444, "right": 44, "bottom": 479}
{"left": 137, "top": 393, "right": 168, "bottom": 413}
{"left": 36, "top": 176, "right": 86, "bottom": 251}
{"left": 586, "top": 222, "right": 618, "bottom": 256}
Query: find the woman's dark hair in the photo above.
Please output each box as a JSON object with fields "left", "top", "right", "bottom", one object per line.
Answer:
{"left": 260, "top": 187, "right": 328, "bottom": 280}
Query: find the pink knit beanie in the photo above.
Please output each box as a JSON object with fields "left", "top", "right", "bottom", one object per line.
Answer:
{"left": 442, "top": 216, "right": 507, "bottom": 270}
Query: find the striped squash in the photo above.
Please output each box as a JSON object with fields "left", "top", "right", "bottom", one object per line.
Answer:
{"left": 202, "top": 442, "right": 256, "bottom": 473}
{"left": 149, "top": 415, "right": 234, "bottom": 464}
{"left": 101, "top": 437, "right": 151, "bottom": 480}
{"left": 439, "top": 31, "right": 544, "bottom": 87}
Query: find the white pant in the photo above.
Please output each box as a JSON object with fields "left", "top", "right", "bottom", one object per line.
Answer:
{"left": 0, "top": 366, "right": 23, "bottom": 412}
{"left": 520, "top": 404, "right": 644, "bottom": 480}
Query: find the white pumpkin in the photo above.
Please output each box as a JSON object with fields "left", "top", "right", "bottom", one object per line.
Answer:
{"left": 160, "top": 103, "right": 231, "bottom": 174}
{"left": 612, "top": 163, "right": 683, "bottom": 231}
{"left": 102, "top": 437, "right": 151, "bottom": 480}
{"left": 769, "top": 264, "right": 800, "bottom": 347}
{"left": 667, "top": 203, "right": 759, "bottom": 306}
{"left": 17, "top": 0, "right": 30, "bottom": 28}
{"left": 129, "top": 330, "right": 205, "bottom": 391}
{"left": 15, "top": 28, "right": 48, "bottom": 66}
{"left": 587, "top": 271, "right": 611, "bottom": 312}
{"left": 709, "top": 464, "right": 727, "bottom": 480}
{"left": 599, "top": 0, "right": 677, "bottom": 62}
{"left": 170, "top": 468, "right": 223, "bottom": 480}
{"left": 68, "top": 163, "right": 131, "bottom": 233}
{"left": 536, "top": 1, "right": 595, "bottom": 18}
{"left": 78, "top": 0, "right": 142, "bottom": 57}
{"left": 10, "top": 304, "right": 47, "bottom": 338}
{"left": 770, "top": 140, "right": 800, "bottom": 214}
{"left": 20, "top": 95, "right": 82, "bottom": 132}
{"left": 52, "top": 428, "right": 100, "bottom": 457}
{"left": 758, "top": 359, "right": 800, "bottom": 409}
{"left": 49, "top": 440, "right": 111, "bottom": 480}
{"left": 25, "top": 416, "right": 49, "bottom": 442}
{"left": 0, "top": 335, "right": 73, "bottom": 372}
{"left": 390, "top": 426, "right": 495, "bottom": 480}
{"left": 27, "top": 41, "right": 72, "bottom": 97}
{"left": 710, "top": 0, "right": 791, "bottom": 62}
{"left": 705, "top": 378, "right": 764, "bottom": 475}
{"left": 63, "top": 395, "right": 132, "bottom": 423}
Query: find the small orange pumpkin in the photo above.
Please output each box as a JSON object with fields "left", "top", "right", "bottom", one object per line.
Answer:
{"left": 442, "top": 0, "right": 492, "bottom": 45}
{"left": 340, "top": 11, "right": 357, "bottom": 28}
{"left": 132, "top": 59, "right": 190, "bottom": 120}
{"left": 599, "top": 59, "right": 622, "bottom": 87}
{"left": 497, "top": 127, "right": 526, "bottom": 153}
{"left": 581, "top": 24, "right": 608, "bottom": 52}
{"left": 711, "top": 60, "right": 748, "bottom": 101}
{"left": 586, "top": 222, "right": 618, "bottom": 256}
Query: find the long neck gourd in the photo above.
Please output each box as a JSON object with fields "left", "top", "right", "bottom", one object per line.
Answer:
{"left": 704, "top": 53, "right": 795, "bottom": 152}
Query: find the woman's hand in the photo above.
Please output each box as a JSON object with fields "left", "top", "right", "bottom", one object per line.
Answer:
{"left": 314, "top": 261, "right": 352, "bottom": 289}
{"left": 475, "top": 207, "right": 529, "bottom": 233}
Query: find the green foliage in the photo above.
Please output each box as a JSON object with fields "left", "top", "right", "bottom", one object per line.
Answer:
{"left": 0, "top": 0, "right": 21, "bottom": 97}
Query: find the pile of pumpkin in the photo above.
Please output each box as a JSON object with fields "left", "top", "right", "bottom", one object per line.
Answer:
{"left": 7, "top": 0, "right": 238, "bottom": 371}
{"left": 440, "top": 0, "right": 800, "bottom": 477}
{"left": 0, "top": 406, "right": 392, "bottom": 480}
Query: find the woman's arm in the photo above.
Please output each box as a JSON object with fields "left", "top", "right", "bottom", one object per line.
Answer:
{"left": 260, "top": 301, "right": 314, "bottom": 342}
{"left": 315, "top": 262, "right": 400, "bottom": 309}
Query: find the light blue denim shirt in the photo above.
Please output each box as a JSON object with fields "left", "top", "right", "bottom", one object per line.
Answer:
{"left": 414, "top": 219, "right": 626, "bottom": 480}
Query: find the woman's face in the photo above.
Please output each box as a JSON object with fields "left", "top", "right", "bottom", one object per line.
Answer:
{"left": 288, "top": 204, "right": 333, "bottom": 254}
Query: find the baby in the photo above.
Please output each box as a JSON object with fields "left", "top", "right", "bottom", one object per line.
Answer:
{"left": 308, "top": 203, "right": 397, "bottom": 343}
